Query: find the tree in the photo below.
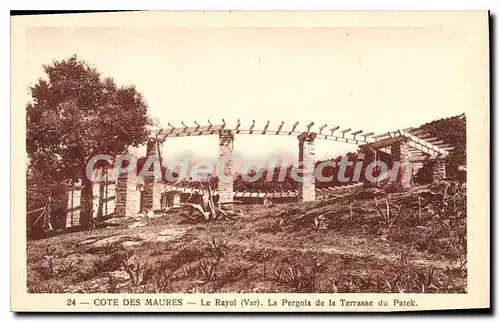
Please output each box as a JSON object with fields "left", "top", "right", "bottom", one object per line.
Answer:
{"left": 26, "top": 55, "right": 151, "bottom": 228}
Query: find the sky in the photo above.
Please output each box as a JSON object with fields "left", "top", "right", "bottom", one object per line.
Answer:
{"left": 24, "top": 23, "right": 472, "bottom": 166}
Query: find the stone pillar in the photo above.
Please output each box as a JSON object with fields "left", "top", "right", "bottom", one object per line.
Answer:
{"left": 218, "top": 130, "right": 234, "bottom": 204}
{"left": 391, "top": 140, "right": 412, "bottom": 189}
{"left": 126, "top": 170, "right": 140, "bottom": 215}
{"left": 115, "top": 167, "right": 140, "bottom": 216}
{"left": 297, "top": 133, "right": 317, "bottom": 202}
{"left": 115, "top": 172, "right": 127, "bottom": 216}
{"left": 152, "top": 183, "right": 164, "bottom": 211}
{"left": 432, "top": 159, "right": 446, "bottom": 181}
{"left": 173, "top": 193, "right": 181, "bottom": 208}
{"left": 142, "top": 140, "right": 163, "bottom": 211}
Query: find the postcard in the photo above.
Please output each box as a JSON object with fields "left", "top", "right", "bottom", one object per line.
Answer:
{"left": 11, "top": 10, "right": 490, "bottom": 312}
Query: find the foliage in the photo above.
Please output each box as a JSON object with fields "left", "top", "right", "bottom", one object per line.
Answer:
{"left": 271, "top": 263, "right": 317, "bottom": 293}
{"left": 373, "top": 196, "right": 404, "bottom": 236}
{"left": 179, "top": 180, "right": 243, "bottom": 222}
{"left": 119, "top": 257, "right": 153, "bottom": 286}
{"left": 26, "top": 55, "right": 151, "bottom": 227}
{"left": 206, "top": 236, "right": 228, "bottom": 258}
{"left": 151, "top": 263, "right": 173, "bottom": 293}
{"left": 27, "top": 169, "right": 68, "bottom": 237}
{"left": 197, "top": 258, "right": 219, "bottom": 285}
{"left": 100, "top": 242, "right": 123, "bottom": 255}
{"left": 57, "top": 261, "right": 77, "bottom": 277}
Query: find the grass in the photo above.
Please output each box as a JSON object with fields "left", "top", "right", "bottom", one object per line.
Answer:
{"left": 27, "top": 182, "right": 467, "bottom": 293}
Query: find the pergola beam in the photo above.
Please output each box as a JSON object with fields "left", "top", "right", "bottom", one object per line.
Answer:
{"left": 411, "top": 154, "right": 445, "bottom": 162}
{"left": 276, "top": 121, "right": 284, "bottom": 134}
{"left": 151, "top": 120, "right": 395, "bottom": 146}
{"left": 359, "top": 136, "right": 406, "bottom": 150}
{"left": 401, "top": 131, "right": 449, "bottom": 156}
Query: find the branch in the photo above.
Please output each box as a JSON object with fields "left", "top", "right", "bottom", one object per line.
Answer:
{"left": 179, "top": 203, "right": 211, "bottom": 221}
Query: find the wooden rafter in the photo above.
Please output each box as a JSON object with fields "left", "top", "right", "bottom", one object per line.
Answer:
{"left": 428, "top": 139, "right": 444, "bottom": 145}
{"left": 153, "top": 120, "right": 372, "bottom": 143}
{"left": 401, "top": 131, "right": 450, "bottom": 157}
{"left": 152, "top": 120, "right": 456, "bottom": 153}
{"left": 262, "top": 120, "right": 270, "bottom": 134}
{"left": 359, "top": 136, "right": 406, "bottom": 150}
{"left": 167, "top": 184, "right": 300, "bottom": 198}
{"left": 340, "top": 128, "right": 351, "bottom": 137}
{"left": 276, "top": 121, "right": 284, "bottom": 134}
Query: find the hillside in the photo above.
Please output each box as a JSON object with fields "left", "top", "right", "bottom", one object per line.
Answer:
{"left": 27, "top": 180, "right": 466, "bottom": 293}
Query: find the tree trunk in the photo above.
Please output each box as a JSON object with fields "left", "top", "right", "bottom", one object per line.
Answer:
{"left": 79, "top": 176, "right": 93, "bottom": 228}
{"left": 97, "top": 181, "right": 104, "bottom": 219}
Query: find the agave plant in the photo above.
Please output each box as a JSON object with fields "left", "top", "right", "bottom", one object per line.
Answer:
{"left": 119, "top": 257, "right": 152, "bottom": 286}
{"left": 356, "top": 273, "right": 376, "bottom": 291}
{"left": 415, "top": 267, "right": 438, "bottom": 293}
{"left": 207, "top": 236, "right": 228, "bottom": 258}
{"left": 102, "top": 242, "right": 119, "bottom": 255}
{"left": 197, "top": 258, "right": 219, "bottom": 285}
{"left": 152, "top": 267, "right": 171, "bottom": 293}
{"left": 179, "top": 180, "right": 243, "bottom": 222}
{"left": 57, "top": 260, "right": 77, "bottom": 277}
{"left": 272, "top": 264, "right": 316, "bottom": 292}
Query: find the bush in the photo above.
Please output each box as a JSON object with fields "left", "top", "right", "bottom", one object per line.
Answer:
{"left": 27, "top": 169, "right": 69, "bottom": 237}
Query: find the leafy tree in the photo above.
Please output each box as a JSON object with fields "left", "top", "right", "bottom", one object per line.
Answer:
{"left": 26, "top": 55, "right": 151, "bottom": 228}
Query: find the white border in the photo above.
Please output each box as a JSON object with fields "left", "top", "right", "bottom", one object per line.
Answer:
{"left": 4, "top": 1, "right": 497, "bottom": 321}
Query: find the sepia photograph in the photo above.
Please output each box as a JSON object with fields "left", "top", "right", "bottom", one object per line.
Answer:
{"left": 11, "top": 11, "right": 489, "bottom": 311}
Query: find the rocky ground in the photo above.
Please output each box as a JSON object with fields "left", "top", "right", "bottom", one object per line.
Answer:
{"left": 27, "top": 181, "right": 467, "bottom": 293}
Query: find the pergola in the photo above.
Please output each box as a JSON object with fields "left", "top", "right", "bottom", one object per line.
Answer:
{"left": 122, "top": 119, "right": 457, "bottom": 214}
